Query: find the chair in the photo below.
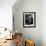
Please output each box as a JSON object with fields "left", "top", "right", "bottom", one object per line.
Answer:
{"left": 25, "top": 40, "right": 35, "bottom": 46}
{"left": 13, "top": 33, "right": 23, "bottom": 46}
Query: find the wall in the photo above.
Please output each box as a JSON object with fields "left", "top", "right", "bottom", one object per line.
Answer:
{"left": 0, "top": 0, "right": 16, "bottom": 30}
{"left": 13, "top": 0, "right": 46, "bottom": 46}
{"left": 41, "top": 0, "right": 46, "bottom": 46}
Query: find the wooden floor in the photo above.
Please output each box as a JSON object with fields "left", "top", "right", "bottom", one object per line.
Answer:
{"left": 0, "top": 39, "right": 16, "bottom": 46}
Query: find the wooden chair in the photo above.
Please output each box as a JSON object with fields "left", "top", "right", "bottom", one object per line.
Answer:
{"left": 25, "top": 40, "right": 35, "bottom": 46}
{"left": 13, "top": 33, "right": 23, "bottom": 46}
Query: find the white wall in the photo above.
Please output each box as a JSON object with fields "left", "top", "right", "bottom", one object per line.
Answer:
{"left": 13, "top": 0, "right": 46, "bottom": 46}
{"left": 41, "top": 0, "right": 46, "bottom": 46}
{"left": 0, "top": 0, "right": 16, "bottom": 30}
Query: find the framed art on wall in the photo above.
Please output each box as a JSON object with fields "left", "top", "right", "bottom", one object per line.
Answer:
{"left": 23, "top": 12, "right": 36, "bottom": 28}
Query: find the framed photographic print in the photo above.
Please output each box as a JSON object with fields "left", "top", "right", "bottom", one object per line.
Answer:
{"left": 23, "top": 12, "right": 36, "bottom": 28}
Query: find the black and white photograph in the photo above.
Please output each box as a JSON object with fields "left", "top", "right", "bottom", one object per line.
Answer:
{"left": 23, "top": 12, "right": 36, "bottom": 27}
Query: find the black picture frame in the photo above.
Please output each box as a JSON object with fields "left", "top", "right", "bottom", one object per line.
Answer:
{"left": 23, "top": 12, "right": 36, "bottom": 28}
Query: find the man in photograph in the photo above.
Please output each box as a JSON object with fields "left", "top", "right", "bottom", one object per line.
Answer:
{"left": 25, "top": 14, "right": 33, "bottom": 25}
